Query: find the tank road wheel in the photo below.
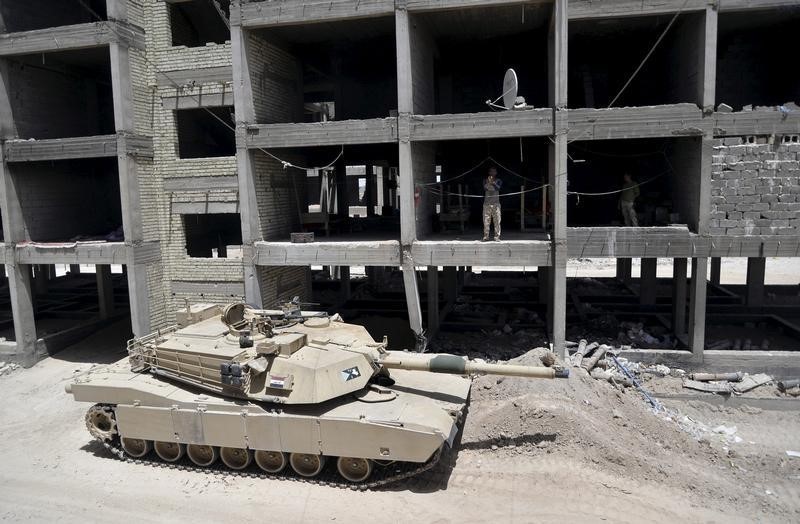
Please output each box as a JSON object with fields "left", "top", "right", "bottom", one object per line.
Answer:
{"left": 121, "top": 437, "right": 152, "bottom": 458}
{"left": 220, "top": 447, "right": 252, "bottom": 470}
{"left": 186, "top": 444, "right": 218, "bottom": 467}
{"left": 154, "top": 441, "right": 186, "bottom": 463}
{"left": 85, "top": 405, "right": 117, "bottom": 441}
{"left": 289, "top": 453, "right": 326, "bottom": 477}
{"left": 336, "top": 457, "right": 373, "bottom": 483}
{"left": 254, "top": 450, "right": 287, "bottom": 473}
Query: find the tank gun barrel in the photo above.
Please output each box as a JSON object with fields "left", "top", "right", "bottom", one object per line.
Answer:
{"left": 379, "top": 353, "right": 568, "bottom": 379}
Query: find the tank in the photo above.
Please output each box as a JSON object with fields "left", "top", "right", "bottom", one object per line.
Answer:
{"left": 67, "top": 301, "right": 568, "bottom": 488}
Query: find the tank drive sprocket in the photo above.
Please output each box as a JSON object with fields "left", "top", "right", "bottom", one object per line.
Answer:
{"left": 85, "top": 404, "right": 117, "bottom": 441}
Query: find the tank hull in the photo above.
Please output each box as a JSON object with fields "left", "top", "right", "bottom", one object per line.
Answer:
{"left": 71, "top": 358, "right": 471, "bottom": 467}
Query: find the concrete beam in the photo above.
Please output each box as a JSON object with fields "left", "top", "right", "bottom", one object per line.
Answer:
{"left": 407, "top": 0, "right": 553, "bottom": 11}
{"left": 15, "top": 242, "right": 128, "bottom": 265}
{"left": 569, "top": 0, "right": 705, "bottom": 19}
{"left": 163, "top": 175, "right": 239, "bottom": 192}
{"left": 0, "top": 21, "right": 145, "bottom": 56}
{"left": 410, "top": 240, "right": 552, "bottom": 267}
{"left": 568, "top": 226, "right": 692, "bottom": 257}
{"left": 567, "top": 104, "right": 709, "bottom": 142}
{"left": 713, "top": 110, "right": 800, "bottom": 137}
{"left": 409, "top": 109, "right": 554, "bottom": 141}
{"left": 161, "top": 90, "right": 235, "bottom": 110}
{"left": 253, "top": 240, "right": 402, "bottom": 266}
{"left": 236, "top": 0, "right": 394, "bottom": 28}
{"left": 244, "top": 118, "right": 398, "bottom": 149}
{"left": 156, "top": 66, "right": 233, "bottom": 87}
{"left": 171, "top": 280, "right": 246, "bottom": 296}
{"left": 746, "top": 257, "right": 766, "bottom": 307}
{"left": 3, "top": 134, "right": 153, "bottom": 162}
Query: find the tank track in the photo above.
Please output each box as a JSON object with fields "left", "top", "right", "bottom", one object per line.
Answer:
{"left": 88, "top": 404, "right": 444, "bottom": 490}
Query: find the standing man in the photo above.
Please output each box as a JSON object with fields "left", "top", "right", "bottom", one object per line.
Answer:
{"left": 483, "top": 167, "right": 502, "bottom": 241}
{"left": 620, "top": 173, "right": 640, "bottom": 226}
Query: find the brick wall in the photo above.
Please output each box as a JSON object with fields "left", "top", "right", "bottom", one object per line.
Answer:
{"left": 709, "top": 137, "right": 800, "bottom": 236}
{"left": 9, "top": 159, "right": 122, "bottom": 242}
{"left": 248, "top": 33, "right": 302, "bottom": 124}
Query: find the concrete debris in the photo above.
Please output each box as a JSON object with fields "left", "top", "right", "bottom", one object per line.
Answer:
{"left": 0, "top": 362, "right": 20, "bottom": 376}
{"left": 732, "top": 373, "right": 773, "bottom": 394}
{"left": 786, "top": 451, "right": 800, "bottom": 458}
{"left": 683, "top": 379, "right": 733, "bottom": 394}
{"left": 717, "top": 103, "right": 733, "bottom": 113}
{"left": 539, "top": 352, "right": 557, "bottom": 367}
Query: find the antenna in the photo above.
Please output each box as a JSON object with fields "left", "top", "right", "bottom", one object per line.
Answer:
{"left": 485, "top": 68, "right": 519, "bottom": 110}
{"left": 502, "top": 68, "right": 518, "bottom": 110}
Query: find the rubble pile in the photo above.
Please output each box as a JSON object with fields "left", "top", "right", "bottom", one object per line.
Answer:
{"left": 0, "top": 361, "right": 20, "bottom": 377}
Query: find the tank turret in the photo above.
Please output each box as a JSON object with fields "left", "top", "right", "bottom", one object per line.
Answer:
{"left": 68, "top": 302, "right": 570, "bottom": 486}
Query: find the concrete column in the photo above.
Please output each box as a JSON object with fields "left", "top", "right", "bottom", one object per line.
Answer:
{"left": 616, "top": 258, "right": 632, "bottom": 283}
{"left": 427, "top": 266, "right": 439, "bottom": 337}
{"left": 33, "top": 265, "right": 49, "bottom": 295}
{"left": 339, "top": 266, "right": 351, "bottom": 303}
{"left": 443, "top": 266, "right": 457, "bottom": 304}
{"left": 7, "top": 264, "right": 37, "bottom": 367}
{"left": 96, "top": 264, "right": 114, "bottom": 320}
{"left": 672, "top": 258, "right": 688, "bottom": 335}
{"left": 746, "top": 257, "right": 766, "bottom": 307}
{"left": 640, "top": 258, "right": 658, "bottom": 305}
{"left": 688, "top": 257, "right": 708, "bottom": 361}
{"left": 232, "top": 16, "right": 263, "bottom": 307}
{"left": 69, "top": 264, "right": 81, "bottom": 275}
{"left": 335, "top": 157, "right": 348, "bottom": 220}
{"left": 547, "top": 0, "right": 568, "bottom": 358}
{"left": 538, "top": 266, "right": 549, "bottom": 304}
{"left": 710, "top": 257, "right": 721, "bottom": 285}
{"left": 365, "top": 164, "right": 375, "bottom": 218}
{"left": 402, "top": 254, "right": 424, "bottom": 349}
{"left": 699, "top": 4, "right": 718, "bottom": 112}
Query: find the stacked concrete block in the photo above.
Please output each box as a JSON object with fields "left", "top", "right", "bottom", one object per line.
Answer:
{"left": 709, "top": 138, "right": 800, "bottom": 236}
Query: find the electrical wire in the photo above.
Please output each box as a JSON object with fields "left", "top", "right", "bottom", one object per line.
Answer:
{"left": 422, "top": 183, "right": 549, "bottom": 199}
{"left": 77, "top": 0, "right": 345, "bottom": 173}
{"left": 567, "top": 170, "right": 669, "bottom": 197}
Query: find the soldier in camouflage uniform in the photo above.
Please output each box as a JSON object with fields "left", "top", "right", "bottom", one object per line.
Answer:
{"left": 483, "top": 167, "right": 502, "bottom": 241}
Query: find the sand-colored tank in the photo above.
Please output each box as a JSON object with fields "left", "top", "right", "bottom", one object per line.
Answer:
{"left": 68, "top": 302, "right": 568, "bottom": 487}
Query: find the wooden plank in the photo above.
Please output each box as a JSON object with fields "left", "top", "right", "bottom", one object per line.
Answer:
{"left": 567, "top": 104, "right": 708, "bottom": 141}
{"left": 409, "top": 109, "right": 554, "bottom": 141}
{"left": 238, "top": 0, "right": 394, "bottom": 28}
{"left": 156, "top": 66, "right": 233, "bottom": 87}
{"left": 14, "top": 242, "right": 128, "bottom": 265}
{"left": 0, "top": 21, "right": 144, "bottom": 56}
{"left": 253, "top": 240, "right": 402, "bottom": 266}
{"left": 713, "top": 111, "right": 800, "bottom": 137}
{"left": 245, "top": 118, "right": 398, "bottom": 149}
{"left": 411, "top": 240, "right": 552, "bottom": 267}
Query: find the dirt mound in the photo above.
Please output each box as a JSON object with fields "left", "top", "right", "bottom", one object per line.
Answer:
{"left": 462, "top": 348, "right": 797, "bottom": 519}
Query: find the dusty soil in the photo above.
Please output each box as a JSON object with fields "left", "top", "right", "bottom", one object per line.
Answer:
{"left": 1, "top": 323, "right": 799, "bottom": 523}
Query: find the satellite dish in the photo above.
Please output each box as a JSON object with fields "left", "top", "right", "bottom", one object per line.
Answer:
{"left": 502, "top": 69, "right": 519, "bottom": 110}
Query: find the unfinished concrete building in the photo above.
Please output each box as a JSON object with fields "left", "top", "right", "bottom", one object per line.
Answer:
{"left": 1, "top": 0, "right": 799, "bottom": 371}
